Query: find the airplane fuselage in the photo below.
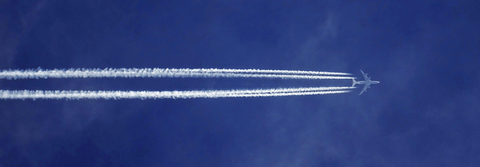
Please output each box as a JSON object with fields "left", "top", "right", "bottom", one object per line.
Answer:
{"left": 355, "top": 81, "right": 379, "bottom": 85}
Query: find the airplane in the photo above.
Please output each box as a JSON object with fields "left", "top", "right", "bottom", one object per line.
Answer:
{"left": 351, "top": 70, "right": 380, "bottom": 95}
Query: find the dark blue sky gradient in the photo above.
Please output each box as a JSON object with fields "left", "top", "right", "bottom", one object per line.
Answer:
{"left": 1, "top": 0, "right": 479, "bottom": 166}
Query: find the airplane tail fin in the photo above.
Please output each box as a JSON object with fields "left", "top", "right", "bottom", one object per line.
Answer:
{"left": 351, "top": 78, "right": 357, "bottom": 87}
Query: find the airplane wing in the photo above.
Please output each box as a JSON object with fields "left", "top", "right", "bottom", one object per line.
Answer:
{"left": 359, "top": 83, "right": 370, "bottom": 95}
{"left": 360, "top": 70, "right": 369, "bottom": 81}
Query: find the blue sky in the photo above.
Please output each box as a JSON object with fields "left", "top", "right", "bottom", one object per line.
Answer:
{"left": 1, "top": 0, "right": 479, "bottom": 166}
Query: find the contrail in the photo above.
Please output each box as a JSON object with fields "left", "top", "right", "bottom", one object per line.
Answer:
{"left": 164, "top": 68, "right": 352, "bottom": 75}
{"left": 0, "top": 68, "right": 353, "bottom": 80}
{"left": 0, "top": 87, "right": 353, "bottom": 100}
{"left": 0, "top": 68, "right": 354, "bottom": 100}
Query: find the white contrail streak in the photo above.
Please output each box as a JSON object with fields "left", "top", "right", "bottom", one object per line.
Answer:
{"left": 0, "top": 87, "right": 353, "bottom": 100}
{"left": 0, "top": 68, "right": 353, "bottom": 80}
{"left": 166, "top": 68, "right": 352, "bottom": 75}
